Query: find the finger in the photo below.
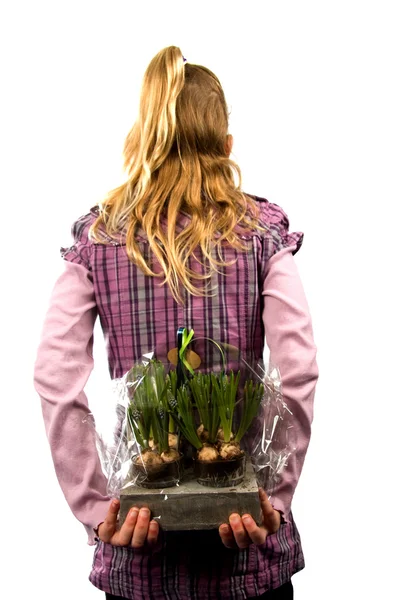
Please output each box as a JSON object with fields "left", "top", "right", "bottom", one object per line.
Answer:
{"left": 241, "top": 514, "right": 267, "bottom": 546}
{"left": 131, "top": 507, "right": 151, "bottom": 548}
{"left": 218, "top": 523, "right": 237, "bottom": 549}
{"left": 99, "top": 499, "right": 121, "bottom": 542}
{"left": 228, "top": 513, "right": 252, "bottom": 549}
{"left": 116, "top": 506, "right": 139, "bottom": 546}
{"left": 146, "top": 520, "right": 159, "bottom": 546}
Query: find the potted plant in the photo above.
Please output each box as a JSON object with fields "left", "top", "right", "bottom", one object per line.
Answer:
{"left": 169, "top": 370, "right": 264, "bottom": 487}
{"left": 127, "top": 360, "right": 184, "bottom": 488}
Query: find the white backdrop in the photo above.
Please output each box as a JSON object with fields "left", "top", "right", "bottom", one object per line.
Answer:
{"left": 2, "top": 1, "right": 399, "bottom": 598}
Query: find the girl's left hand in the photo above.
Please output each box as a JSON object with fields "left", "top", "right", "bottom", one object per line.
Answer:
{"left": 219, "top": 488, "right": 282, "bottom": 549}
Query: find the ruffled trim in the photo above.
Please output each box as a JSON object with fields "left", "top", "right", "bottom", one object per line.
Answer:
{"left": 59, "top": 205, "right": 129, "bottom": 268}
{"left": 253, "top": 195, "right": 304, "bottom": 258}
{"left": 59, "top": 211, "right": 95, "bottom": 269}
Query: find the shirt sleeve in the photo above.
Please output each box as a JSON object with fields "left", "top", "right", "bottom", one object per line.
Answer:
{"left": 33, "top": 242, "right": 111, "bottom": 545}
{"left": 260, "top": 214, "right": 319, "bottom": 524}
{"left": 261, "top": 200, "right": 319, "bottom": 523}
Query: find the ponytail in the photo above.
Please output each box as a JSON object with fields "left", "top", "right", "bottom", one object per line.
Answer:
{"left": 124, "top": 46, "right": 186, "bottom": 197}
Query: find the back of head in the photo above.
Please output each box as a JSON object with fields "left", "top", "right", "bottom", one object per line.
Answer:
{"left": 90, "top": 45, "right": 260, "bottom": 303}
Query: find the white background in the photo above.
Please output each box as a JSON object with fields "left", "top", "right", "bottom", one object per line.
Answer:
{"left": 1, "top": 1, "right": 399, "bottom": 598}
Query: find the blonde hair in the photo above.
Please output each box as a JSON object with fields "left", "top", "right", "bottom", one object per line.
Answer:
{"left": 89, "top": 45, "right": 262, "bottom": 303}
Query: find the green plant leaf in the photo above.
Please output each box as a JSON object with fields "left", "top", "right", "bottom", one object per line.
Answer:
{"left": 235, "top": 380, "right": 264, "bottom": 443}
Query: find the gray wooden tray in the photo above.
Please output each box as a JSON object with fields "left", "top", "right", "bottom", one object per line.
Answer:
{"left": 119, "top": 461, "right": 262, "bottom": 530}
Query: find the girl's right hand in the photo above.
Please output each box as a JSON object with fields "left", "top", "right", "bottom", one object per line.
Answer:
{"left": 97, "top": 499, "right": 160, "bottom": 548}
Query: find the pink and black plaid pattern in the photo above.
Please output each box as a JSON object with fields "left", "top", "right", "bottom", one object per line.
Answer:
{"left": 60, "top": 195, "right": 304, "bottom": 599}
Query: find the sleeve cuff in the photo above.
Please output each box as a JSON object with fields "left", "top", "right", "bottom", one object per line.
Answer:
{"left": 92, "top": 522, "right": 104, "bottom": 544}
{"left": 83, "top": 499, "right": 112, "bottom": 546}
{"left": 270, "top": 499, "right": 289, "bottom": 525}
{"left": 275, "top": 509, "right": 288, "bottom": 526}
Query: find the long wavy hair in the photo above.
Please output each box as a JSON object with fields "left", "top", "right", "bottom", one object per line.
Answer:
{"left": 89, "top": 45, "right": 262, "bottom": 303}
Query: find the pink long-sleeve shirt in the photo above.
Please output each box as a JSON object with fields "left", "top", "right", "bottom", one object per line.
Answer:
{"left": 33, "top": 196, "right": 319, "bottom": 599}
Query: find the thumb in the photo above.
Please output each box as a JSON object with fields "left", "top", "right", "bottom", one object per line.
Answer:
{"left": 258, "top": 488, "right": 276, "bottom": 522}
{"left": 99, "top": 499, "right": 120, "bottom": 542}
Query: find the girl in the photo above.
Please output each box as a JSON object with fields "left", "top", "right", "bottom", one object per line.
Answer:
{"left": 33, "top": 46, "right": 319, "bottom": 600}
